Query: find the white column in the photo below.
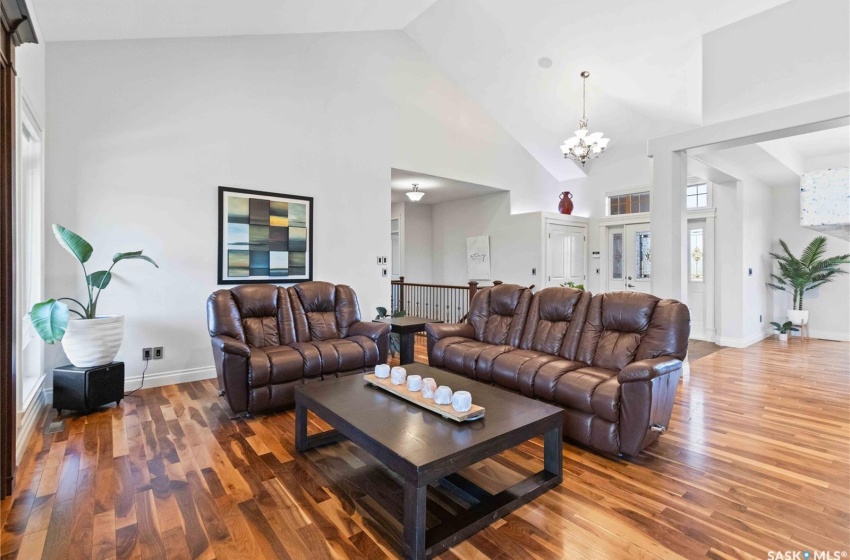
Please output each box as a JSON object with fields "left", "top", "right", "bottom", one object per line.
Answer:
{"left": 649, "top": 150, "right": 688, "bottom": 302}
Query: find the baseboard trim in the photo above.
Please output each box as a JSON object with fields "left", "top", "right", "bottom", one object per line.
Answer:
{"left": 17, "top": 380, "right": 48, "bottom": 465}
{"left": 803, "top": 329, "right": 850, "bottom": 342}
{"left": 123, "top": 365, "right": 217, "bottom": 391}
{"left": 716, "top": 330, "right": 770, "bottom": 348}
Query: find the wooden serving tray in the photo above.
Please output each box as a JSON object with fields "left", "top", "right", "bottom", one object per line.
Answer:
{"left": 364, "top": 373, "right": 485, "bottom": 422}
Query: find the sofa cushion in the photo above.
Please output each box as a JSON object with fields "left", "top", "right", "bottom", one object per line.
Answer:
{"left": 259, "top": 346, "right": 305, "bottom": 385}
{"left": 576, "top": 292, "right": 660, "bottom": 369}
{"left": 519, "top": 288, "right": 591, "bottom": 360}
{"left": 531, "top": 359, "right": 585, "bottom": 401}
{"left": 552, "top": 366, "right": 612, "bottom": 412}
{"left": 439, "top": 339, "right": 513, "bottom": 379}
{"left": 489, "top": 349, "right": 561, "bottom": 396}
{"left": 468, "top": 284, "right": 532, "bottom": 346}
{"left": 285, "top": 339, "right": 371, "bottom": 379}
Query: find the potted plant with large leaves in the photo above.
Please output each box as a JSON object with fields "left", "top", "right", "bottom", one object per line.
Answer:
{"left": 30, "top": 225, "right": 159, "bottom": 367}
{"left": 767, "top": 236, "right": 849, "bottom": 327}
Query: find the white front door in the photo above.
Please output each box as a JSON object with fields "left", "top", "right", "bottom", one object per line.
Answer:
{"left": 688, "top": 219, "right": 707, "bottom": 339}
{"left": 622, "top": 222, "right": 651, "bottom": 293}
{"left": 546, "top": 223, "right": 586, "bottom": 288}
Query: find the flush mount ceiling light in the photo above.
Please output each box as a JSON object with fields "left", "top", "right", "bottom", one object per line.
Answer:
{"left": 406, "top": 183, "right": 424, "bottom": 202}
{"left": 560, "top": 71, "right": 610, "bottom": 167}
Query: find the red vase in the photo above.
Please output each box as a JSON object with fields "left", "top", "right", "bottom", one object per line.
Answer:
{"left": 558, "top": 191, "right": 574, "bottom": 215}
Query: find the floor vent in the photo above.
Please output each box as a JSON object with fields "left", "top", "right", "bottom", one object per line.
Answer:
{"left": 44, "top": 420, "right": 65, "bottom": 434}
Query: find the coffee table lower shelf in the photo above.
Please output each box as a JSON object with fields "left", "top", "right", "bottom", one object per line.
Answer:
{"left": 295, "top": 390, "right": 563, "bottom": 559}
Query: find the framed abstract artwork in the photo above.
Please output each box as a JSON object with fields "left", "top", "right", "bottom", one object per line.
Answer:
{"left": 218, "top": 186, "right": 313, "bottom": 284}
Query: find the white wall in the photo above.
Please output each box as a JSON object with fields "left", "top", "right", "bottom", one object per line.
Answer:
{"left": 741, "top": 177, "right": 773, "bottom": 342}
{"left": 44, "top": 31, "right": 559, "bottom": 383}
{"left": 713, "top": 180, "right": 746, "bottom": 343}
{"left": 702, "top": 0, "right": 850, "bottom": 124}
{"left": 400, "top": 202, "right": 432, "bottom": 283}
{"left": 430, "top": 192, "right": 541, "bottom": 288}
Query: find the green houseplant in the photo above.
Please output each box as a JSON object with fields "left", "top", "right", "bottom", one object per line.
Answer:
{"left": 375, "top": 306, "right": 406, "bottom": 357}
{"left": 767, "top": 236, "right": 849, "bottom": 328}
{"left": 769, "top": 321, "right": 799, "bottom": 342}
{"left": 31, "top": 224, "right": 159, "bottom": 367}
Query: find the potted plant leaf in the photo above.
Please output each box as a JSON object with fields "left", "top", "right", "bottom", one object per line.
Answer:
{"left": 769, "top": 321, "right": 799, "bottom": 342}
{"left": 767, "top": 236, "right": 849, "bottom": 329}
{"left": 375, "top": 306, "right": 406, "bottom": 357}
{"left": 30, "top": 225, "right": 159, "bottom": 367}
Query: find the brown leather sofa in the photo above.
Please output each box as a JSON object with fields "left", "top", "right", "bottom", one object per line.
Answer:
{"left": 207, "top": 281, "right": 390, "bottom": 414}
{"left": 426, "top": 284, "right": 689, "bottom": 456}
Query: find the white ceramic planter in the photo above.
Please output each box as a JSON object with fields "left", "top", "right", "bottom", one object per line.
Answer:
{"left": 62, "top": 315, "right": 125, "bottom": 367}
{"left": 786, "top": 310, "right": 809, "bottom": 325}
{"left": 778, "top": 332, "right": 788, "bottom": 342}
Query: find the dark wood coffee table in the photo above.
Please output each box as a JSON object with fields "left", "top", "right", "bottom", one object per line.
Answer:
{"left": 374, "top": 316, "right": 443, "bottom": 365}
{"left": 294, "top": 363, "right": 564, "bottom": 559}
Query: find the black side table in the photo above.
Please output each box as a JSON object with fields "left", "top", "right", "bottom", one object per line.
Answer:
{"left": 53, "top": 362, "right": 125, "bottom": 415}
{"left": 374, "top": 317, "right": 443, "bottom": 365}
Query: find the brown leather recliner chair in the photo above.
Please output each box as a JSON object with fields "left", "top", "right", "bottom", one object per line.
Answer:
{"left": 207, "top": 281, "right": 390, "bottom": 414}
{"left": 426, "top": 287, "right": 689, "bottom": 456}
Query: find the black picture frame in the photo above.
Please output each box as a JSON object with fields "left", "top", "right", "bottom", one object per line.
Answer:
{"left": 217, "top": 186, "right": 314, "bottom": 285}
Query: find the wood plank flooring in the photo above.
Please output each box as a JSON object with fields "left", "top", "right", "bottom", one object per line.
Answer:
{"left": 2, "top": 337, "right": 848, "bottom": 559}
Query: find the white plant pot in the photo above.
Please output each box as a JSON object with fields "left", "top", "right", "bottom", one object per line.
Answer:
{"left": 62, "top": 315, "right": 125, "bottom": 367}
{"left": 777, "top": 332, "right": 788, "bottom": 342}
{"left": 786, "top": 309, "right": 809, "bottom": 326}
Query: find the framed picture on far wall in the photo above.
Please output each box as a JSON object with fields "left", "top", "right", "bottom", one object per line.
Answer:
{"left": 218, "top": 186, "right": 313, "bottom": 284}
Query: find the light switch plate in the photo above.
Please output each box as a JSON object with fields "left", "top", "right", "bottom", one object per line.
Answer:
{"left": 381, "top": 268, "right": 388, "bottom": 277}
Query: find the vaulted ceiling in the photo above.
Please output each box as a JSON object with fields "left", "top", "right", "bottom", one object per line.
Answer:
{"left": 34, "top": 0, "right": 792, "bottom": 182}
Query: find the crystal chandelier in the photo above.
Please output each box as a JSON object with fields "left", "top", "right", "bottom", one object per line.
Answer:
{"left": 560, "top": 71, "right": 610, "bottom": 166}
{"left": 406, "top": 183, "right": 424, "bottom": 202}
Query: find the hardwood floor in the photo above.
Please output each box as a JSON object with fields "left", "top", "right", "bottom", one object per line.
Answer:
{"left": 2, "top": 337, "right": 848, "bottom": 559}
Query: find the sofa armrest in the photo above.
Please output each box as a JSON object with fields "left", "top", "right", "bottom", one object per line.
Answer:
{"left": 618, "top": 357, "right": 681, "bottom": 384}
{"left": 211, "top": 334, "right": 251, "bottom": 358}
{"left": 348, "top": 321, "right": 391, "bottom": 364}
{"left": 425, "top": 322, "right": 474, "bottom": 341}
{"left": 348, "top": 321, "right": 391, "bottom": 341}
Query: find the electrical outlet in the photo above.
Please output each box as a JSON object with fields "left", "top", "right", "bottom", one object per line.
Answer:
{"left": 142, "top": 348, "right": 152, "bottom": 361}
{"left": 153, "top": 347, "right": 164, "bottom": 360}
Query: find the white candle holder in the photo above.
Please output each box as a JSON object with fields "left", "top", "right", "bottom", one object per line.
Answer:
{"left": 406, "top": 375, "right": 422, "bottom": 392}
{"left": 390, "top": 367, "right": 407, "bottom": 385}
{"left": 421, "top": 378, "right": 437, "bottom": 399}
{"left": 374, "top": 364, "right": 390, "bottom": 379}
{"left": 451, "top": 391, "right": 472, "bottom": 412}
{"left": 434, "top": 386, "right": 453, "bottom": 405}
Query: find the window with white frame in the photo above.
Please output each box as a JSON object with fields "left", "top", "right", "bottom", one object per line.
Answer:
{"left": 16, "top": 99, "right": 45, "bottom": 412}
{"left": 687, "top": 183, "right": 708, "bottom": 208}
{"left": 608, "top": 191, "right": 650, "bottom": 215}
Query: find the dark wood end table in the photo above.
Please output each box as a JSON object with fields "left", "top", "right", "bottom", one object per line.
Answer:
{"left": 374, "top": 316, "right": 443, "bottom": 365}
{"left": 294, "top": 363, "right": 564, "bottom": 559}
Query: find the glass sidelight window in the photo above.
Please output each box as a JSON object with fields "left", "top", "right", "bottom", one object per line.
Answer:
{"left": 690, "top": 228, "right": 704, "bottom": 281}
{"left": 635, "top": 231, "right": 651, "bottom": 279}
{"left": 611, "top": 233, "right": 623, "bottom": 279}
